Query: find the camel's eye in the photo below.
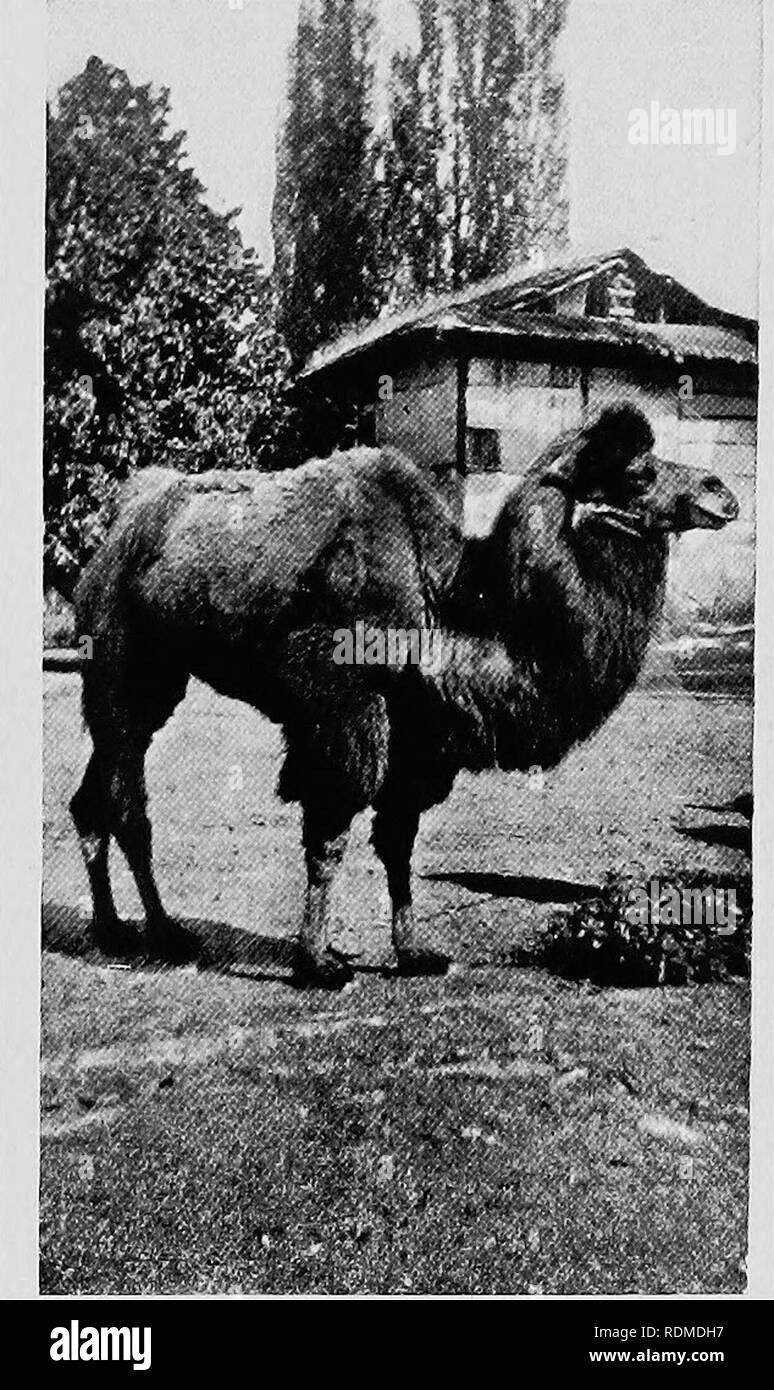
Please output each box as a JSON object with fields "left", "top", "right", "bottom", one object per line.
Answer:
{"left": 628, "top": 460, "right": 656, "bottom": 488}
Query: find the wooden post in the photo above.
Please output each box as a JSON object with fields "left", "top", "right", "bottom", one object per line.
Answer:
{"left": 455, "top": 353, "right": 469, "bottom": 477}
{"left": 580, "top": 365, "right": 590, "bottom": 413}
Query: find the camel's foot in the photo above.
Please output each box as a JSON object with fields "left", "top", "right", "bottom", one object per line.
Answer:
{"left": 396, "top": 946, "right": 452, "bottom": 978}
{"left": 293, "top": 945, "right": 355, "bottom": 991}
{"left": 92, "top": 916, "right": 142, "bottom": 958}
{"left": 144, "top": 916, "right": 199, "bottom": 965}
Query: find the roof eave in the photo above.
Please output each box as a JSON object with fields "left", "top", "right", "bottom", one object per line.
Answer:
{"left": 301, "top": 314, "right": 757, "bottom": 380}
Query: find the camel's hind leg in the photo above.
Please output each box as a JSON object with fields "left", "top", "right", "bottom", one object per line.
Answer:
{"left": 70, "top": 752, "right": 135, "bottom": 953}
{"left": 104, "top": 732, "right": 196, "bottom": 962}
{"left": 75, "top": 654, "right": 193, "bottom": 961}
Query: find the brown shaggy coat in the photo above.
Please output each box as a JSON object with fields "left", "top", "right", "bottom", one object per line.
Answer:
{"left": 71, "top": 407, "right": 738, "bottom": 983}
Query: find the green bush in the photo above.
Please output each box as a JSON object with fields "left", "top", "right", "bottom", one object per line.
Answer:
{"left": 519, "top": 866, "right": 751, "bottom": 986}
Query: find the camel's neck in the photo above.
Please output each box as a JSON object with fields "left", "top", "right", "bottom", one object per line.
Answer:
{"left": 435, "top": 517, "right": 669, "bottom": 772}
{"left": 529, "top": 533, "right": 668, "bottom": 762}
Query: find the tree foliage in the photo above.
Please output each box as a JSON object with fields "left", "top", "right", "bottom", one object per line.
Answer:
{"left": 274, "top": 0, "right": 570, "bottom": 345}
{"left": 46, "top": 7, "right": 571, "bottom": 592}
{"left": 272, "top": 0, "right": 383, "bottom": 364}
{"left": 45, "top": 57, "right": 295, "bottom": 595}
{"left": 381, "top": 0, "right": 446, "bottom": 303}
{"left": 385, "top": 0, "right": 569, "bottom": 298}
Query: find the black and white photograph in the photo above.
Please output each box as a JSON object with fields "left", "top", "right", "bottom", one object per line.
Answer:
{"left": 11, "top": 0, "right": 767, "bottom": 1301}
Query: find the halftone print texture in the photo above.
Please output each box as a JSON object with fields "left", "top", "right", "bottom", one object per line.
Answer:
{"left": 42, "top": 0, "right": 756, "bottom": 1294}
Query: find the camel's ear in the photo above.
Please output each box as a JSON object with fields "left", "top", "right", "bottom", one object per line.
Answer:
{"left": 578, "top": 405, "right": 655, "bottom": 473}
{"left": 538, "top": 405, "right": 655, "bottom": 495}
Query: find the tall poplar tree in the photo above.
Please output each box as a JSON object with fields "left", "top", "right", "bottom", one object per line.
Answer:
{"left": 273, "top": 0, "right": 569, "bottom": 345}
{"left": 381, "top": 0, "right": 446, "bottom": 302}
{"left": 383, "top": 0, "right": 569, "bottom": 302}
{"left": 272, "top": 0, "right": 382, "bottom": 363}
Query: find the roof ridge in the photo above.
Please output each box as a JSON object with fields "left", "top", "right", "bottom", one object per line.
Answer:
{"left": 301, "top": 246, "right": 756, "bottom": 378}
{"left": 302, "top": 246, "right": 635, "bottom": 375}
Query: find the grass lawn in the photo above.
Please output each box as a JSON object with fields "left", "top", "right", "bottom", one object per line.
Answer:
{"left": 41, "top": 674, "right": 752, "bottom": 1294}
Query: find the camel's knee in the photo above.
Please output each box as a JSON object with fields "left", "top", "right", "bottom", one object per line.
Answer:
{"left": 110, "top": 791, "right": 151, "bottom": 854}
{"left": 294, "top": 809, "right": 354, "bottom": 988}
{"left": 103, "top": 752, "right": 177, "bottom": 938}
{"left": 71, "top": 756, "right": 107, "bottom": 836}
{"left": 371, "top": 808, "right": 412, "bottom": 863}
{"left": 371, "top": 804, "right": 419, "bottom": 900}
{"left": 302, "top": 794, "right": 352, "bottom": 870}
{"left": 102, "top": 754, "right": 152, "bottom": 848}
{"left": 303, "top": 825, "right": 349, "bottom": 885}
{"left": 70, "top": 781, "right": 96, "bottom": 836}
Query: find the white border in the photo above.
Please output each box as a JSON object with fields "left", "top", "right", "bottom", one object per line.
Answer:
{"left": 747, "top": 0, "right": 773, "bottom": 1299}
{"left": 0, "top": 0, "right": 45, "bottom": 1298}
{"left": 0, "top": 0, "right": 770, "bottom": 1300}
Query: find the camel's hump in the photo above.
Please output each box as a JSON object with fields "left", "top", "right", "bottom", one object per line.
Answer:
{"left": 133, "top": 446, "right": 416, "bottom": 495}
{"left": 116, "top": 447, "right": 451, "bottom": 520}
{"left": 95, "top": 446, "right": 463, "bottom": 637}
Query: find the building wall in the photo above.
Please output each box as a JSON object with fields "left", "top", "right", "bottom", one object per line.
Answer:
{"left": 467, "top": 358, "right": 583, "bottom": 472}
{"left": 374, "top": 351, "right": 458, "bottom": 472}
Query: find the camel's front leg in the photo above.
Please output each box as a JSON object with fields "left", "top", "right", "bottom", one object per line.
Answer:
{"left": 295, "top": 809, "right": 354, "bottom": 989}
{"left": 371, "top": 793, "right": 451, "bottom": 977}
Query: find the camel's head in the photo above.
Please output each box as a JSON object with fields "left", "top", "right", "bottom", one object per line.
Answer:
{"left": 539, "top": 405, "right": 739, "bottom": 539}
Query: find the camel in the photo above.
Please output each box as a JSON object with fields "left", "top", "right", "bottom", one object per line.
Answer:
{"left": 70, "top": 405, "right": 738, "bottom": 987}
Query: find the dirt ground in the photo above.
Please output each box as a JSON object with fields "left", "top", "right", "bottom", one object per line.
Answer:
{"left": 41, "top": 672, "right": 752, "bottom": 1294}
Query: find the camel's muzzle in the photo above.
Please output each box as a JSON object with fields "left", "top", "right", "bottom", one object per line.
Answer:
{"left": 576, "top": 458, "right": 740, "bottom": 538}
{"left": 678, "top": 474, "right": 740, "bottom": 531}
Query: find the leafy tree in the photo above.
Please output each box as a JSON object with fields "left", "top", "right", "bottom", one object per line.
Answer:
{"left": 273, "top": 0, "right": 568, "bottom": 339}
{"left": 381, "top": 0, "right": 446, "bottom": 303}
{"left": 272, "top": 0, "right": 383, "bottom": 364}
{"left": 45, "top": 56, "right": 295, "bottom": 596}
{"left": 449, "top": 0, "right": 526, "bottom": 282}
{"left": 516, "top": 0, "right": 569, "bottom": 256}
{"left": 383, "top": 0, "right": 569, "bottom": 301}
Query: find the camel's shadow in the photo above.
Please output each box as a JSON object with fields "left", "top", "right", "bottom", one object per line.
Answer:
{"left": 422, "top": 871, "right": 599, "bottom": 903}
{"left": 676, "top": 822, "right": 752, "bottom": 855}
{"left": 41, "top": 901, "right": 296, "bottom": 985}
{"left": 42, "top": 873, "right": 600, "bottom": 986}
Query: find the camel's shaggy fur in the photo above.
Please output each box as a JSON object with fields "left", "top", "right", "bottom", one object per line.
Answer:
{"left": 71, "top": 407, "right": 738, "bottom": 985}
